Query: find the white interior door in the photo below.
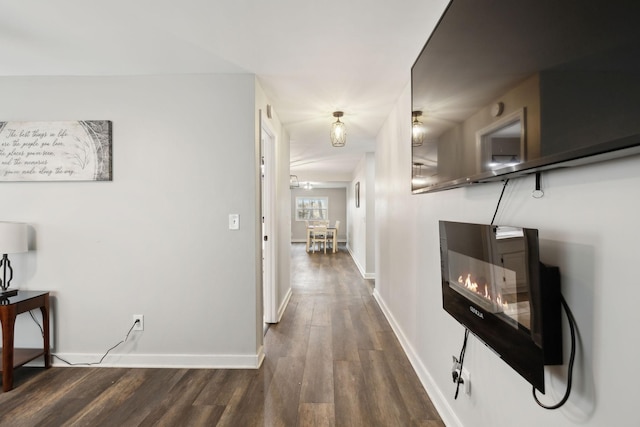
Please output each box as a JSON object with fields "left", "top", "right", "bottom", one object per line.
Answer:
{"left": 261, "top": 119, "right": 277, "bottom": 324}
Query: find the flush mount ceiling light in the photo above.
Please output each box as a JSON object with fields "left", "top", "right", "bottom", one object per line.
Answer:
{"left": 412, "top": 111, "right": 425, "bottom": 147}
{"left": 330, "top": 111, "right": 346, "bottom": 147}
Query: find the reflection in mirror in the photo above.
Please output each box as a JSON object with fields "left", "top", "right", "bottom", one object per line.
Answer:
{"left": 412, "top": 111, "right": 425, "bottom": 147}
{"left": 476, "top": 109, "right": 525, "bottom": 173}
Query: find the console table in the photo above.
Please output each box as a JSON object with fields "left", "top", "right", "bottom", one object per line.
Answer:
{"left": 0, "top": 291, "right": 50, "bottom": 392}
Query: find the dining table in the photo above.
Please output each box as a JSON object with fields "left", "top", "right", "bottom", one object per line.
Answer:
{"left": 306, "top": 223, "right": 337, "bottom": 253}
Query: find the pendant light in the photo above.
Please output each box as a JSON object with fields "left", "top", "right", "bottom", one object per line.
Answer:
{"left": 330, "top": 111, "right": 346, "bottom": 147}
{"left": 412, "top": 111, "right": 425, "bottom": 147}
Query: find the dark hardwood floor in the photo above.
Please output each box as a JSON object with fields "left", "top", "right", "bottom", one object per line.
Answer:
{"left": 0, "top": 243, "right": 443, "bottom": 426}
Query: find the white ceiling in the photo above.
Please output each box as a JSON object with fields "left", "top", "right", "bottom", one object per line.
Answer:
{"left": 0, "top": 0, "right": 449, "bottom": 181}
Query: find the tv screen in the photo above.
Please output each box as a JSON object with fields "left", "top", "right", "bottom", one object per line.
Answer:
{"left": 439, "top": 221, "right": 562, "bottom": 392}
{"left": 412, "top": 0, "right": 640, "bottom": 193}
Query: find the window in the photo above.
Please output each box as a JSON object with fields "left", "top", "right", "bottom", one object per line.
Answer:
{"left": 295, "top": 197, "right": 328, "bottom": 221}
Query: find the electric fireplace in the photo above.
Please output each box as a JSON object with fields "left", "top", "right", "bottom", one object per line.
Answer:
{"left": 439, "top": 221, "right": 563, "bottom": 392}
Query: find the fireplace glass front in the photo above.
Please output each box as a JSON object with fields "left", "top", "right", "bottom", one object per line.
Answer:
{"left": 447, "top": 249, "right": 530, "bottom": 329}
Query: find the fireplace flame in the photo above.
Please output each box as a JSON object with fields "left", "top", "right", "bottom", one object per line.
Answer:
{"left": 459, "top": 274, "right": 478, "bottom": 292}
{"left": 457, "top": 273, "right": 509, "bottom": 311}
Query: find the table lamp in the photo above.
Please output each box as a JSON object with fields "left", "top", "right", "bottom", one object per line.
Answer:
{"left": 0, "top": 222, "right": 28, "bottom": 298}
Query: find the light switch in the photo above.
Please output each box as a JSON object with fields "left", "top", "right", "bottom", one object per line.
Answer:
{"left": 229, "top": 214, "right": 240, "bottom": 230}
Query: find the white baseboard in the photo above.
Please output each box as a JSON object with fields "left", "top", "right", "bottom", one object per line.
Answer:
{"left": 277, "top": 287, "right": 293, "bottom": 322}
{"left": 347, "top": 245, "right": 375, "bottom": 280}
{"left": 50, "top": 351, "right": 263, "bottom": 369}
{"left": 372, "top": 289, "right": 462, "bottom": 427}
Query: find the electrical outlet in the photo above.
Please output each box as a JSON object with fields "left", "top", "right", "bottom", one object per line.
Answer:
{"left": 133, "top": 314, "right": 144, "bottom": 331}
{"left": 451, "top": 356, "right": 471, "bottom": 396}
{"left": 459, "top": 368, "right": 471, "bottom": 395}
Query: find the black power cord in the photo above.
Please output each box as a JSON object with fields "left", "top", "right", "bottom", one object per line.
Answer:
{"left": 454, "top": 328, "right": 470, "bottom": 399}
{"left": 533, "top": 294, "right": 577, "bottom": 409}
{"left": 486, "top": 175, "right": 575, "bottom": 408}
{"left": 29, "top": 313, "right": 140, "bottom": 366}
{"left": 491, "top": 179, "right": 510, "bottom": 226}
{"left": 29, "top": 310, "right": 44, "bottom": 336}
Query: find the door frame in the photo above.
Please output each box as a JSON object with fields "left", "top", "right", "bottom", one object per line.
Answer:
{"left": 261, "top": 115, "right": 278, "bottom": 324}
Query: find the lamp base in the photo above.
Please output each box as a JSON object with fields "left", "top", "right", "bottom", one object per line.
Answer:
{"left": 0, "top": 289, "right": 17, "bottom": 298}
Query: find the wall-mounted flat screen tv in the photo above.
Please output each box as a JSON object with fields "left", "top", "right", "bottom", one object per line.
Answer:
{"left": 411, "top": 0, "right": 640, "bottom": 193}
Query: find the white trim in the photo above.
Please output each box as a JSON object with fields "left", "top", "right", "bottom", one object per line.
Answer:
{"left": 347, "top": 245, "right": 375, "bottom": 280}
{"left": 277, "top": 286, "right": 293, "bottom": 322}
{"left": 373, "top": 289, "right": 463, "bottom": 427}
{"left": 50, "top": 351, "right": 264, "bottom": 369}
{"left": 256, "top": 344, "right": 265, "bottom": 368}
{"left": 261, "top": 118, "right": 278, "bottom": 324}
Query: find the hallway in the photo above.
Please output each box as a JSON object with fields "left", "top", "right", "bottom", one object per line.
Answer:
{"left": 265, "top": 243, "right": 444, "bottom": 426}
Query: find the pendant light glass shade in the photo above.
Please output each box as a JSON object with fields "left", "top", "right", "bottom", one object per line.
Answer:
{"left": 330, "top": 111, "right": 346, "bottom": 147}
{"left": 412, "top": 111, "right": 425, "bottom": 147}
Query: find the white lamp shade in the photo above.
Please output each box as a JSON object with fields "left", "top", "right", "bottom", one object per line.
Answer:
{"left": 0, "top": 222, "right": 28, "bottom": 254}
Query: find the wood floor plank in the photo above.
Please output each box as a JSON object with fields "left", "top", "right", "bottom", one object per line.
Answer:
{"left": 333, "top": 360, "right": 374, "bottom": 427}
{"left": 213, "top": 370, "right": 265, "bottom": 427}
{"left": 142, "top": 403, "right": 225, "bottom": 427}
{"left": 0, "top": 367, "right": 90, "bottom": 424}
{"left": 300, "top": 325, "right": 334, "bottom": 404}
{"left": 125, "top": 369, "right": 213, "bottom": 427}
{"left": 1, "top": 368, "right": 127, "bottom": 427}
{"left": 350, "top": 302, "right": 383, "bottom": 352}
{"left": 362, "top": 294, "right": 393, "bottom": 332}
{"left": 359, "top": 349, "right": 412, "bottom": 426}
{"left": 263, "top": 356, "right": 306, "bottom": 426}
{"left": 311, "top": 296, "right": 332, "bottom": 326}
{"left": 377, "top": 331, "right": 444, "bottom": 424}
{"left": 192, "top": 369, "right": 255, "bottom": 406}
{"left": 331, "top": 307, "right": 360, "bottom": 362}
{"left": 298, "top": 402, "right": 335, "bottom": 427}
{"left": 121, "top": 369, "right": 189, "bottom": 424}
{"left": 60, "top": 368, "right": 157, "bottom": 427}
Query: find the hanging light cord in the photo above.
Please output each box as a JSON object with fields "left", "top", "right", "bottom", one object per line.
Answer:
{"left": 533, "top": 294, "right": 577, "bottom": 409}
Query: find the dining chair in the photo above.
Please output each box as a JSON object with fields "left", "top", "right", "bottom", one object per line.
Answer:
{"left": 329, "top": 220, "right": 340, "bottom": 253}
{"left": 310, "top": 225, "right": 328, "bottom": 254}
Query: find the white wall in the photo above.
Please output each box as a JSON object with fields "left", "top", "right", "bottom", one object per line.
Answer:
{"left": 375, "top": 82, "right": 640, "bottom": 426}
{"left": 348, "top": 153, "right": 375, "bottom": 279}
{"left": 2, "top": 74, "right": 264, "bottom": 367}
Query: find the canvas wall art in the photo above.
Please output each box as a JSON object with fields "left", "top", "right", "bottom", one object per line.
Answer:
{"left": 0, "top": 120, "right": 112, "bottom": 181}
